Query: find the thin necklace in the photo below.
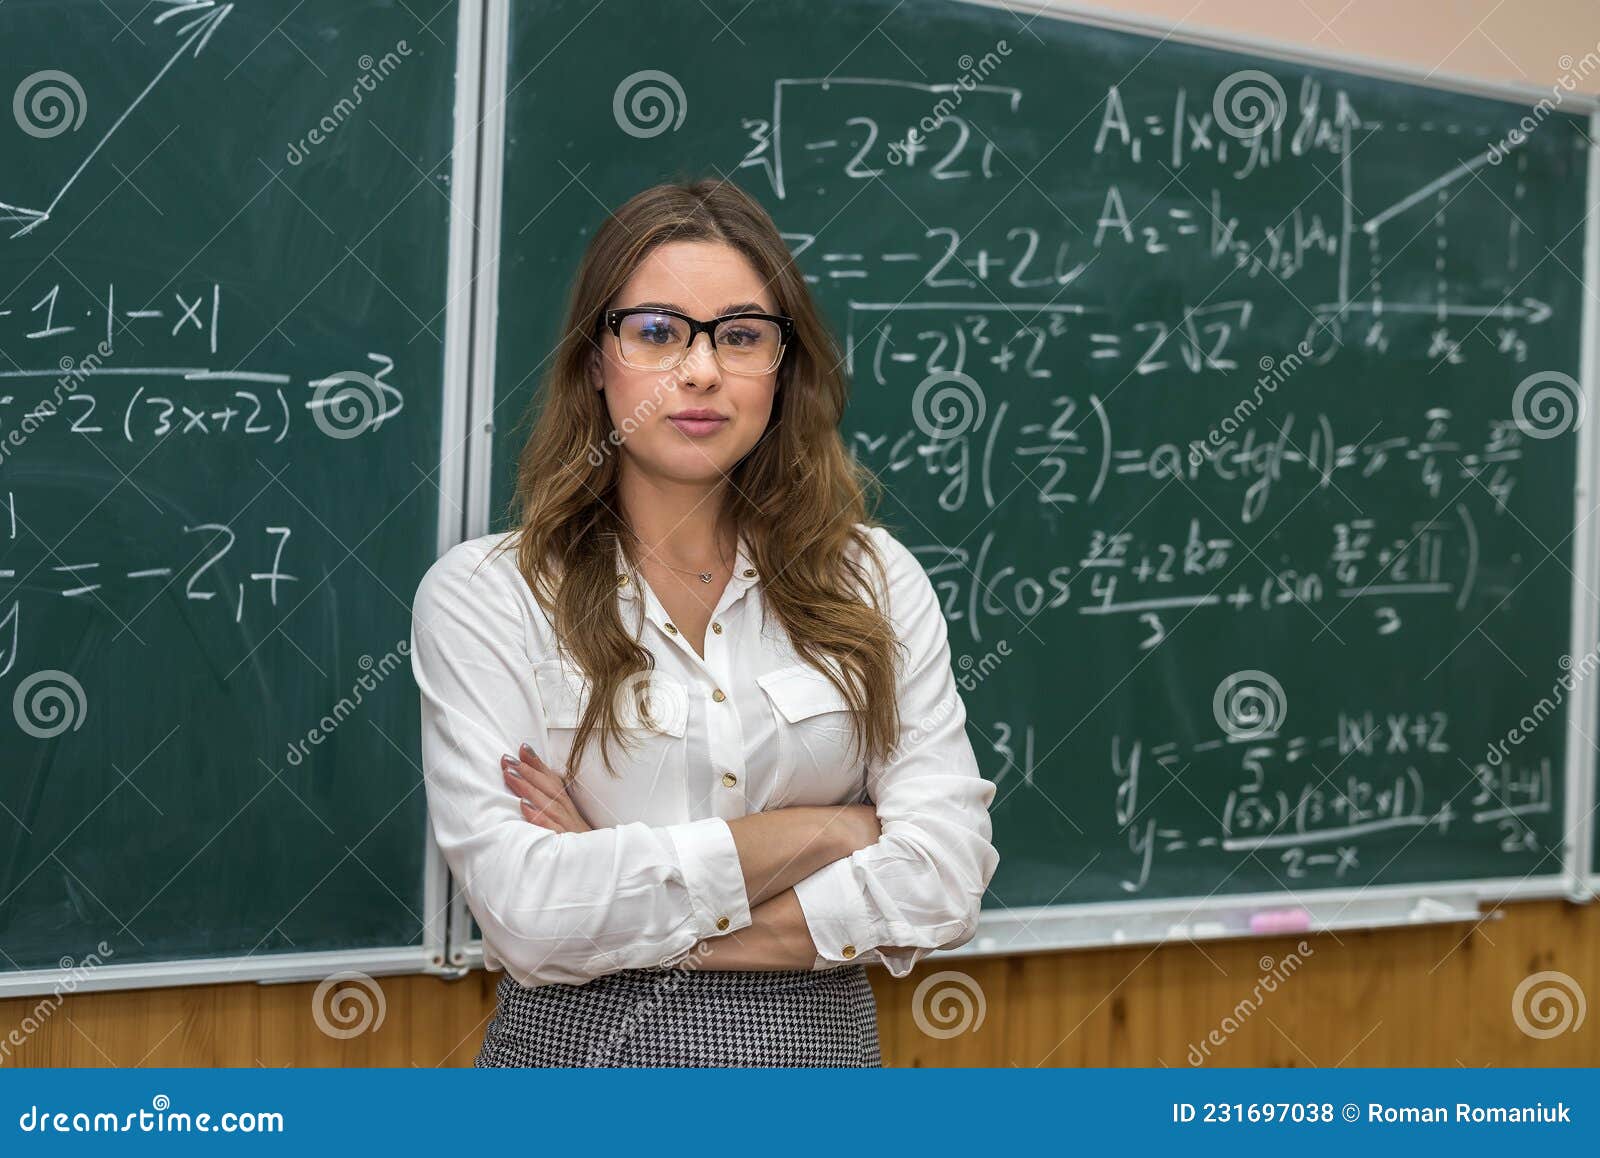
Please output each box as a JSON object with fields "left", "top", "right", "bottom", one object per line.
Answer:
{"left": 640, "top": 540, "right": 732, "bottom": 585}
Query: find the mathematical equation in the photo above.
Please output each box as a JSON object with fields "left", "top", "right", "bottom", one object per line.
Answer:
{"left": 0, "top": 278, "right": 403, "bottom": 447}
{"left": 0, "top": 372, "right": 403, "bottom": 445}
{"left": 0, "top": 282, "right": 402, "bottom": 679}
{"left": 0, "top": 494, "right": 297, "bottom": 680}
{"left": 917, "top": 503, "right": 1482, "bottom": 647}
{"left": 980, "top": 705, "right": 1550, "bottom": 891}
{"left": 861, "top": 401, "right": 1521, "bottom": 526}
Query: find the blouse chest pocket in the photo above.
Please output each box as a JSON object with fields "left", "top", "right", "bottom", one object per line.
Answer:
{"left": 756, "top": 662, "right": 865, "bottom": 807}
{"left": 533, "top": 661, "right": 689, "bottom": 736}
{"left": 531, "top": 660, "right": 689, "bottom": 824}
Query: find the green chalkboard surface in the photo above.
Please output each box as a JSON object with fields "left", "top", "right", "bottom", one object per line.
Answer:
{"left": 487, "top": 0, "right": 1592, "bottom": 913}
{"left": 0, "top": 1, "right": 457, "bottom": 973}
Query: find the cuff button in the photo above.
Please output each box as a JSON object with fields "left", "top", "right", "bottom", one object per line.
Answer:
{"left": 715, "top": 916, "right": 731, "bottom": 931}
{"left": 841, "top": 944, "right": 857, "bottom": 958}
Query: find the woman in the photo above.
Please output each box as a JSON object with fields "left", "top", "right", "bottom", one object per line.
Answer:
{"left": 410, "top": 177, "right": 998, "bottom": 1067}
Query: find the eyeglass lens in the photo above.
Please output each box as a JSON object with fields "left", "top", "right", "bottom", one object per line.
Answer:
{"left": 616, "top": 312, "right": 784, "bottom": 372}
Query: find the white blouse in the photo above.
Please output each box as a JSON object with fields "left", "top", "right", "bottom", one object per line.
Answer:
{"left": 409, "top": 522, "right": 998, "bottom": 987}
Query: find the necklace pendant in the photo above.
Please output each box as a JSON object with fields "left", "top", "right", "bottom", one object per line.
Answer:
{"left": 697, "top": 571, "right": 712, "bottom": 584}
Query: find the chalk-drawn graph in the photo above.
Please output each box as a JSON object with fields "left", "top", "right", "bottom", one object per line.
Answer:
{"left": 1, "top": 1, "right": 232, "bottom": 239}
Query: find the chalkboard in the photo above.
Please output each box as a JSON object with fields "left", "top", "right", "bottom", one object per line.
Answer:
{"left": 0, "top": 0, "right": 460, "bottom": 980}
{"left": 479, "top": 0, "right": 1595, "bottom": 937}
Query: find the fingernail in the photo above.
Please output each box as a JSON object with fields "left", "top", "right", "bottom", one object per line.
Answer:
{"left": 500, "top": 754, "right": 517, "bottom": 772}
{"left": 520, "top": 742, "right": 537, "bottom": 761}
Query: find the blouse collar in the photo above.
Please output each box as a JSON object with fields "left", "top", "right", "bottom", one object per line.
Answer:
{"left": 614, "top": 530, "right": 760, "bottom": 606}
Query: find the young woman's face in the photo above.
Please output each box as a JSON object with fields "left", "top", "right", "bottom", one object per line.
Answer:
{"left": 594, "top": 240, "right": 782, "bottom": 486}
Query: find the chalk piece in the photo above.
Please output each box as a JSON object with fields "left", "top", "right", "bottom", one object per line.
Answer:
{"left": 1409, "top": 898, "right": 1457, "bottom": 921}
{"left": 1250, "top": 908, "right": 1311, "bottom": 934}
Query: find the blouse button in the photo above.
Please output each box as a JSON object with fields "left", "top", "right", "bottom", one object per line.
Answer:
{"left": 711, "top": 689, "right": 726, "bottom": 703}
{"left": 841, "top": 945, "right": 857, "bottom": 959}
{"left": 715, "top": 916, "right": 730, "bottom": 931}
{"left": 711, "top": 622, "right": 722, "bottom": 634}
{"left": 742, "top": 568, "right": 756, "bottom": 579}
{"left": 721, "top": 772, "right": 738, "bottom": 788}
{"left": 616, "top": 574, "right": 630, "bottom": 588}
{"left": 663, "top": 623, "right": 678, "bottom": 635}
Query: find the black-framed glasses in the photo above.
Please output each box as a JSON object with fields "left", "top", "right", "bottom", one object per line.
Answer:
{"left": 601, "top": 307, "right": 794, "bottom": 375}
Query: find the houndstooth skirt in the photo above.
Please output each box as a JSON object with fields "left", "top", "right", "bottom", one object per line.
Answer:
{"left": 473, "top": 964, "right": 882, "bottom": 1068}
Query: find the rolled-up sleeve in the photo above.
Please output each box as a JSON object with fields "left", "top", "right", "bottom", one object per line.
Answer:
{"left": 791, "top": 526, "right": 999, "bottom": 977}
{"left": 410, "top": 541, "right": 751, "bottom": 987}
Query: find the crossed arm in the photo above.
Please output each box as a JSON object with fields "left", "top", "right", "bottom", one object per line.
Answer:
{"left": 412, "top": 529, "right": 997, "bottom": 987}
{"left": 501, "top": 741, "right": 888, "bottom": 969}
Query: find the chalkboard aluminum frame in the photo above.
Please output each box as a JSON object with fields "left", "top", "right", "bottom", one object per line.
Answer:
{"left": 1584, "top": 110, "right": 1600, "bottom": 903}
{"left": 450, "top": 0, "right": 1600, "bottom": 968}
{"left": 446, "top": 0, "right": 513, "bottom": 972}
{"left": 0, "top": 0, "right": 486, "bottom": 1001}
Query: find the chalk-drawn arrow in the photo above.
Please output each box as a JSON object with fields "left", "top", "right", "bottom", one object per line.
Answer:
{"left": 1316, "top": 296, "right": 1553, "bottom": 325}
{"left": 5, "top": 2, "right": 233, "bottom": 240}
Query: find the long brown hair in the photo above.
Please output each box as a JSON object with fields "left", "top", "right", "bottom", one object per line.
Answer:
{"left": 503, "top": 176, "right": 901, "bottom": 779}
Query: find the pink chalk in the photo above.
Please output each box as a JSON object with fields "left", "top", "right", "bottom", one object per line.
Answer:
{"left": 1250, "top": 908, "right": 1312, "bottom": 934}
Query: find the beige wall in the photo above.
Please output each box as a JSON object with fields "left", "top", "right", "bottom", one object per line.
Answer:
{"left": 1050, "top": 0, "right": 1600, "bottom": 94}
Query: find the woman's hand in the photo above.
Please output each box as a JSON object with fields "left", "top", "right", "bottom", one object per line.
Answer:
{"left": 501, "top": 742, "right": 593, "bottom": 834}
{"left": 834, "top": 802, "right": 882, "bottom": 856}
